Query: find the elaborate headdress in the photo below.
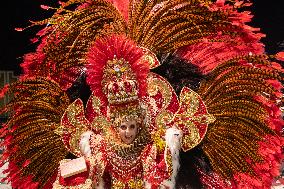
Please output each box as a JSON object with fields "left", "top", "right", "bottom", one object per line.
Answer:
{"left": 86, "top": 35, "right": 150, "bottom": 124}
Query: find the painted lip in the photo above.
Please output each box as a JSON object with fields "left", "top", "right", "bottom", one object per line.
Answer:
{"left": 125, "top": 135, "right": 133, "bottom": 139}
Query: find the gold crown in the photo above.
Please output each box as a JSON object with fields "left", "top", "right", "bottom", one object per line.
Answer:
{"left": 102, "top": 57, "right": 139, "bottom": 105}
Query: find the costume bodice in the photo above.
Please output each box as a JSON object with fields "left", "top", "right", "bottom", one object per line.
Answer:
{"left": 89, "top": 133, "right": 155, "bottom": 188}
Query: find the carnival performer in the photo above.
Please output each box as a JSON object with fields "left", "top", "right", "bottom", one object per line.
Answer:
{"left": 51, "top": 45, "right": 188, "bottom": 188}
{"left": 0, "top": 0, "right": 283, "bottom": 188}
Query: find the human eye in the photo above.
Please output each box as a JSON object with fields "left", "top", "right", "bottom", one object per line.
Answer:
{"left": 120, "top": 125, "right": 127, "bottom": 130}
{"left": 130, "top": 124, "right": 135, "bottom": 129}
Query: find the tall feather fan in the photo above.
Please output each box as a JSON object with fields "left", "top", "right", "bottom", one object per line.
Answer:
{"left": 198, "top": 55, "right": 283, "bottom": 188}
{"left": 20, "top": 0, "right": 127, "bottom": 90}
{"left": 0, "top": 78, "right": 70, "bottom": 188}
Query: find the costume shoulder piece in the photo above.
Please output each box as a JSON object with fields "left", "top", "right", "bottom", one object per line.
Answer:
{"left": 0, "top": 0, "right": 283, "bottom": 188}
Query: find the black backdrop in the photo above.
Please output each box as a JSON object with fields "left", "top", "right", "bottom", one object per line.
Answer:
{"left": 0, "top": 0, "right": 283, "bottom": 75}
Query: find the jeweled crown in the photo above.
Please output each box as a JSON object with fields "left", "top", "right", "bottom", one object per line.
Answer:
{"left": 102, "top": 56, "right": 139, "bottom": 105}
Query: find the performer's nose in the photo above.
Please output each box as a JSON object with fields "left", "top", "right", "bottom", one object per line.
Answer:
{"left": 126, "top": 128, "right": 131, "bottom": 135}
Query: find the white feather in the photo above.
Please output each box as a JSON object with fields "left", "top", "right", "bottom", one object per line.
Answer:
{"left": 79, "top": 131, "right": 94, "bottom": 157}
{"left": 163, "top": 127, "right": 183, "bottom": 189}
{"left": 144, "top": 181, "right": 152, "bottom": 189}
{"left": 95, "top": 179, "right": 105, "bottom": 189}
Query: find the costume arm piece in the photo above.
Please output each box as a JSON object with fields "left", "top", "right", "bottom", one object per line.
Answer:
{"left": 142, "top": 128, "right": 183, "bottom": 189}
{"left": 52, "top": 132, "right": 107, "bottom": 189}
{"left": 141, "top": 144, "right": 169, "bottom": 188}
{"left": 53, "top": 94, "right": 108, "bottom": 188}
{"left": 147, "top": 73, "right": 213, "bottom": 152}
{"left": 171, "top": 87, "right": 214, "bottom": 152}
{"left": 87, "top": 133, "right": 107, "bottom": 187}
{"left": 56, "top": 98, "right": 94, "bottom": 157}
{"left": 145, "top": 73, "right": 214, "bottom": 188}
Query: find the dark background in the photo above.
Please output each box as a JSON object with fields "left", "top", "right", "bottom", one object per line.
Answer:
{"left": 0, "top": 0, "right": 283, "bottom": 75}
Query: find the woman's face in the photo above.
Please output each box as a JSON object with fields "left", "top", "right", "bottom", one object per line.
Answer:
{"left": 118, "top": 119, "right": 138, "bottom": 144}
